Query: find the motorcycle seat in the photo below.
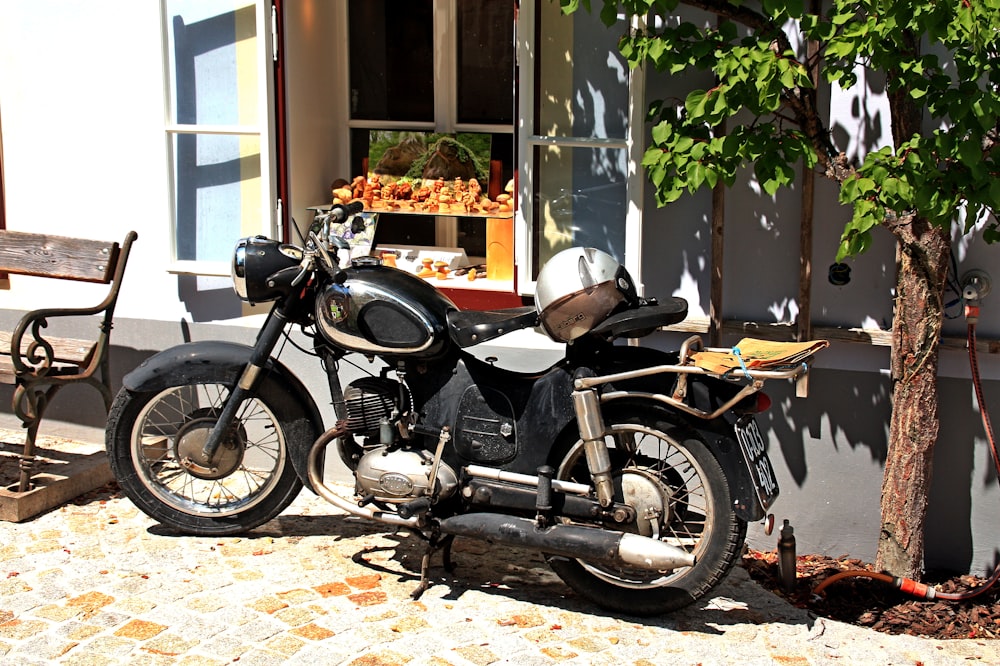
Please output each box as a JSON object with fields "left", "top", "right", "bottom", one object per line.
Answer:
{"left": 590, "top": 297, "right": 689, "bottom": 339}
{"left": 447, "top": 306, "right": 540, "bottom": 348}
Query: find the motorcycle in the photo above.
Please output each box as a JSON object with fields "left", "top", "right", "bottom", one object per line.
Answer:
{"left": 105, "top": 202, "right": 819, "bottom": 615}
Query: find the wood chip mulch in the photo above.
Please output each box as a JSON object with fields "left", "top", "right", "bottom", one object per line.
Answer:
{"left": 742, "top": 548, "right": 1000, "bottom": 640}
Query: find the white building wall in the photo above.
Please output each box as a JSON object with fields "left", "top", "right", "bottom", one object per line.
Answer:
{"left": 1, "top": 1, "right": 195, "bottom": 323}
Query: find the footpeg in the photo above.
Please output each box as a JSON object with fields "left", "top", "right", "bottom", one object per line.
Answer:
{"left": 398, "top": 497, "right": 432, "bottom": 520}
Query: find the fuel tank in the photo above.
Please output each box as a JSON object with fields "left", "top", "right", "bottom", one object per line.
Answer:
{"left": 315, "top": 261, "right": 457, "bottom": 359}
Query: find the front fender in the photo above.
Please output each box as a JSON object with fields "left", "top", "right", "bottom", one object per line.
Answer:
{"left": 596, "top": 345, "right": 769, "bottom": 522}
{"left": 123, "top": 340, "right": 325, "bottom": 492}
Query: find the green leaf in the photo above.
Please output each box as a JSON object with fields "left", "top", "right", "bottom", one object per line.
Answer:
{"left": 704, "top": 166, "right": 719, "bottom": 189}
{"left": 689, "top": 162, "right": 706, "bottom": 190}
{"left": 651, "top": 121, "right": 672, "bottom": 145}
{"left": 958, "top": 140, "right": 981, "bottom": 166}
{"left": 685, "top": 90, "right": 709, "bottom": 118}
{"left": 650, "top": 164, "right": 667, "bottom": 187}
{"left": 674, "top": 136, "right": 695, "bottom": 153}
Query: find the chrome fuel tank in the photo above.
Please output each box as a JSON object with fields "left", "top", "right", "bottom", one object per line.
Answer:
{"left": 315, "top": 262, "right": 457, "bottom": 359}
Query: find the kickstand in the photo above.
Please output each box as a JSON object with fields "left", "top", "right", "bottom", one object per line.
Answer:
{"left": 411, "top": 533, "right": 455, "bottom": 600}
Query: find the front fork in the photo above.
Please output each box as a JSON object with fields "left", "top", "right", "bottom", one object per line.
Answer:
{"left": 184, "top": 306, "right": 290, "bottom": 473}
{"left": 571, "top": 387, "right": 616, "bottom": 507}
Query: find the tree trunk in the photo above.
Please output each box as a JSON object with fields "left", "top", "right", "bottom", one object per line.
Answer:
{"left": 876, "top": 217, "right": 951, "bottom": 579}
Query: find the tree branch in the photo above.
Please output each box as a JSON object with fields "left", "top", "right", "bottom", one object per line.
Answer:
{"left": 678, "top": 0, "right": 843, "bottom": 178}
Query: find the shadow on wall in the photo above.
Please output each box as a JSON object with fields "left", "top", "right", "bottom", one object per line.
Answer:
{"left": 760, "top": 366, "right": 996, "bottom": 575}
{"left": 925, "top": 376, "right": 997, "bottom": 574}
{"left": 0, "top": 344, "right": 158, "bottom": 431}
{"left": 761, "top": 367, "right": 891, "bottom": 487}
{"left": 178, "top": 275, "right": 244, "bottom": 322}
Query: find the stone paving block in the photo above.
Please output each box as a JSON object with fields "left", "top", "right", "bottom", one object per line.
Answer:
{"left": 273, "top": 605, "right": 316, "bottom": 627}
{"left": 61, "top": 652, "right": 116, "bottom": 666}
{"left": 0, "top": 618, "right": 49, "bottom": 640}
{"left": 77, "top": 634, "right": 136, "bottom": 657}
{"left": 59, "top": 622, "right": 104, "bottom": 642}
{"left": 264, "top": 632, "right": 305, "bottom": 656}
{"left": 139, "top": 632, "right": 200, "bottom": 657}
{"left": 18, "top": 633, "right": 79, "bottom": 661}
{"left": 290, "top": 621, "right": 336, "bottom": 641}
{"left": 114, "top": 619, "right": 167, "bottom": 641}
{"left": 346, "top": 648, "right": 412, "bottom": 665}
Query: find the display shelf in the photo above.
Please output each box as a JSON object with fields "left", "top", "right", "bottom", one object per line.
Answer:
{"left": 309, "top": 204, "right": 512, "bottom": 219}
{"left": 307, "top": 204, "right": 518, "bottom": 305}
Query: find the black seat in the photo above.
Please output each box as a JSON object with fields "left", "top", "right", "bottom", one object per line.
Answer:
{"left": 590, "top": 297, "right": 688, "bottom": 339}
{"left": 447, "top": 306, "right": 540, "bottom": 348}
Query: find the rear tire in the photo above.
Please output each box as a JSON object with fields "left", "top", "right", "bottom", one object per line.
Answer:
{"left": 106, "top": 378, "right": 305, "bottom": 536}
{"left": 547, "top": 404, "right": 746, "bottom": 615}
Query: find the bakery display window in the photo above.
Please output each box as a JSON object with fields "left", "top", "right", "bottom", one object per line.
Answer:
{"left": 340, "top": 1, "right": 517, "bottom": 300}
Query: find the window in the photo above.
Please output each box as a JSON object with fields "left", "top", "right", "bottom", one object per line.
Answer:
{"left": 162, "top": 0, "right": 274, "bottom": 275}
{"left": 345, "top": 1, "right": 516, "bottom": 259}
{"left": 518, "top": 1, "right": 644, "bottom": 292}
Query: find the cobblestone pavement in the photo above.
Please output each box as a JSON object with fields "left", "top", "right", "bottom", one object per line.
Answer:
{"left": 2, "top": 485, "right": 998, "bottom": 666}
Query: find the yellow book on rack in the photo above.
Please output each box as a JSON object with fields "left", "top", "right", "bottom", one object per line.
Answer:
{"left": 690, "top": 338, "right": 829, "bottom": 374}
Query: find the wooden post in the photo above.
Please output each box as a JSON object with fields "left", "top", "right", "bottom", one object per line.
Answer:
{"left": 710, "top": 120, "right": 726, "bottom": 348}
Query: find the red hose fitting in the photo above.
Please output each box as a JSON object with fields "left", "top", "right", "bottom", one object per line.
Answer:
{"left": 895, "top": 576, "right": 937, "bottom": 599}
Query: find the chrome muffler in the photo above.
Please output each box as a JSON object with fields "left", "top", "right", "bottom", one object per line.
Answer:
{"left": 437, "top": 513, "right": 696, "bottom": 571}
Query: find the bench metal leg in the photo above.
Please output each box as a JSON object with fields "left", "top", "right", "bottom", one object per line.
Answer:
{"left": 17, "top": 419, "right": 43, "bottom": 493}
{"left": 11, "top": 383, "right": 54, "bottom": 494}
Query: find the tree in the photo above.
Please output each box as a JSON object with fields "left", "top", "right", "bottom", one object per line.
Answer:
{"left": 561, "top": 0, "right": 1000, "bottom": 579}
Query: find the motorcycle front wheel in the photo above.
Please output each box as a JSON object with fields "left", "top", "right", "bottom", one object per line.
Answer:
{"left": 106, "top": 379, "right": 304, "bottom": 536}
{"left": 548, "top": 404, "right": 746, "bottom": 615}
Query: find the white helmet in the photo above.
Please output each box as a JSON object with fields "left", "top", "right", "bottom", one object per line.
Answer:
{"left": 535, "top": 247, "right": 635, "bottom": 342}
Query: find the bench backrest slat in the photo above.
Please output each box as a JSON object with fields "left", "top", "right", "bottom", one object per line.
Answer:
{"left": 0, "top": 230, "right": 120, "bottom": 283}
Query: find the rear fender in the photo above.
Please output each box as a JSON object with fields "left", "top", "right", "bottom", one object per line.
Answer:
{"left": 596, "top": 346, "right": 768, "bottom": 522}
{"left": 123, "top": 340, "right": 325, "bottom": 491}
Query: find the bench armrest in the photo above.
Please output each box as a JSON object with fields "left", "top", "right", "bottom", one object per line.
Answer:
{"left": 8, "top": 309, "right": 106, "bottom": 378}
{"left": 6, "top": 230, "right": 137, "bottom": 379}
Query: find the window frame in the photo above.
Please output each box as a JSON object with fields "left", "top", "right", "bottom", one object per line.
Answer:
{"left": 341, "top": 0, "right": 515, "bottom": 139}
{"left": 515, "top": 1, "right": 646, "bottom": 296}
{"left": 160, "top": 0, "right": 277, "bottom": 277}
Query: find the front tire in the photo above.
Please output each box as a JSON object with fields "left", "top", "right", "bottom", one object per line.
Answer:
{"left": 548, "top": 404, "right": 746, "bottom": 615}
{"left": 106, "top": 379, "right": 305, "bottom": 536}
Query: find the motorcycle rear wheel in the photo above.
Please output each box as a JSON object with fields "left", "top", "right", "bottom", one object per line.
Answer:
{"left": 106, "top": 380, "right": 304, "bottom": 536}
{"left": 548, "top": 405, "right": 746, "bottom": 615}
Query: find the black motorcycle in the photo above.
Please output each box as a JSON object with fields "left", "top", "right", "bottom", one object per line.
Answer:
{"left": 105, "top": 202, "right": 818, "bottom": 615}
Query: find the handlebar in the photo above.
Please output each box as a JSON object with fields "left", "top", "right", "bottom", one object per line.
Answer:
{"left": 296, "top": 201, "right": 368, "bottom": 285}
{"left": 329, "top": 200, "right": 365, "bottom": 222}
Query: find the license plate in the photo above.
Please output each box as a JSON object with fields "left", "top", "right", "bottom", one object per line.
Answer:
{"left": 734, "top": 416, "right": 779, "bottom": 511}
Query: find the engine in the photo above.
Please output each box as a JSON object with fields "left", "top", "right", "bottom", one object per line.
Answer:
{"left": 344, "top": 377, "right": 402, "bottom": 437}
{"left": 342, "top": 377, "right": 458, "bottom": 504}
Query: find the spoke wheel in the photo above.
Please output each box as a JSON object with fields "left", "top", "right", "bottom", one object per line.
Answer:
{"left": 107, "top": 379, "right": 305, "bottom": 535}
{"left": 547, "top": 405, "right": 746, "bottom": 615}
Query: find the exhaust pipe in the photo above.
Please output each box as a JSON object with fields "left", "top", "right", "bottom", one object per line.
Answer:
{"left": 307, "top": 423, "right": 422, "bottom": 529}
{"left": 438, "top": 514, "right": 695, "bottom": 571}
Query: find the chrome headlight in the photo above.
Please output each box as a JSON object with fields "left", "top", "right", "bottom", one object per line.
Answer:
{"left": 232, "top": 240, "right": 249, "bottom": 300}
{"left": 230, "top": 237, "right": 303, "bottom": 304}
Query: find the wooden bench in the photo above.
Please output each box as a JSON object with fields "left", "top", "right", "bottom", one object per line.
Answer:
{"left": 0, "top": 229, "right": 137, "bottom": 494}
